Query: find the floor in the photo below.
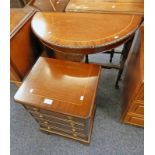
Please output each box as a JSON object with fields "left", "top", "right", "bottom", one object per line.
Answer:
{"left": 10, "top": 53, "right": 144, "bottom": 155}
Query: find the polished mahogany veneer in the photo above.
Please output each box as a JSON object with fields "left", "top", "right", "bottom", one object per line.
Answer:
{"left": 121, "top": 26, "right": 144, "bottom": 127}
{"left": 66, "top": 0, "right": 144, "bottom": 15}
{"left": 14, "top": 57, "right": 101, "bottom": 143}
{"left": 31, "top": 12, "right": 142, "bottom": 55}
{"left": 28, "top": 0, "right": 70, "bottom": 12}
{"left": 10, "top": 7, "right": 42, "bottom": 87}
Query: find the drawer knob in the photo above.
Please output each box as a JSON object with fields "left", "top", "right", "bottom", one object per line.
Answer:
{"left": 39, "top": 115, "right": 43, "bottom": 118}
{"left": 47, "top": 126, "right": 51, "bottom": 130}
{"left": 33, "top": 108, "right": 39, "bottom": 111}
{"left": 73, "top": 133, "right": 77, "bottom": 137}
{"left": 70, "top": 122, "right": 75, "bottom": 126}
{"left": 68, "top": 120, "right": 73, "bottom": 123}
{"left": 68, "top": 116, "right": 72, "bottom": 120}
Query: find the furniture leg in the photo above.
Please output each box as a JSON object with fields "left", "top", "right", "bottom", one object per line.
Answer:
{"left": 115, "top": 35, "right": 134, "bottom": 89}
{"left": 85, "top": 55, "right": 89, "bottom": 63}
{"left": 110, "top": 49, "right": 114, "bottom": 63}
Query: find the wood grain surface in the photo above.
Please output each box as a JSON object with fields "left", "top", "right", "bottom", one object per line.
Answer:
{"left": 121, "top": 26, "right": 144, "bottom": 127}
{"left": 31, "top": 12, "right": 142, "bottom": 54}
{"left": 28, "top": 0, "right": 70, "bottom": 12}
{"left": 10, "top": 7, "right": 36, "bottom": 38}
{"left": 10, "top": 8, "right": 41, "bottom": 86}
{"left": 66, "top": 0, "right": 144, "bottom": 15}
{"left": 14, "top": 57, "right": 101, "bottom": 118}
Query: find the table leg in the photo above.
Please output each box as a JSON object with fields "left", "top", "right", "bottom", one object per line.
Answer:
{"left": 85, "top": 55, "right": 89, "bottom": 63}
{"left": 115, "top": 35, "right": 134, "bottom": 89}
{"left": 110, "top": 49, "right": 115, "bottom": 63}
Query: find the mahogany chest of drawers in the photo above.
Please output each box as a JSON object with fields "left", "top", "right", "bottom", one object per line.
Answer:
{"left": 14, "top": 57, "right": 101, "bottom": 143}
{"left": 121, "top": 26, "right": 144, "bottom": 127}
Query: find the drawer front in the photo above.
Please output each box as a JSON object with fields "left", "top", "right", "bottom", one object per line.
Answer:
{"left": 40, "top": 109, "right": 86, "bottom": 124}
{"left": 40, "top": 124, "right": 88, "bottom": 140}
{"left": 25, "top": 105, "right": 86, "bottom": 124}
{"left": 124, "top": 113, "right": 144, "bottom": 127}
{"left": 129, "top": 102, "right": 144, "bottom": 115}
{"left": 30, "top": 111, "right": 86, "bottom": 129}
{"left": 34, "top": 117, "right": 87, "bottom": 135}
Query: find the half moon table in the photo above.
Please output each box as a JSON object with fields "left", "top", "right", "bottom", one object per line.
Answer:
{"left": 31, "top": 12, "right": 142, "bottom": 87}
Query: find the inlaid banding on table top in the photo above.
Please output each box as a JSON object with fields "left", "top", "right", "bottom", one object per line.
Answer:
{"left": 31, "top": 12, "right": 142, "bottom": 49}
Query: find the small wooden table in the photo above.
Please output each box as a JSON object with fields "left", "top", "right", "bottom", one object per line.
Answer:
{"left": 31, "top": 12, "right": 142, "bottom": 56}
{"left": 14, "top": 57, "right": 101, "bottom": 143}
{"left": 65, "top": 0, "right": 144, "bottom": 15}
{"left": 31, "top": 12, "right": 142, "bottom": 87}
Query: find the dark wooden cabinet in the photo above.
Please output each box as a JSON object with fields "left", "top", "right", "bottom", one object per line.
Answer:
{"left": 10, "top": 7, "right": 42, "bottom": 87}
{"left": 121, "top": 26, "right": 144, "bottom": 127}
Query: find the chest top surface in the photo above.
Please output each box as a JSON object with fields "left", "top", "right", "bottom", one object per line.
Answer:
{"left": 31, "top": 12, "right": 142, "bottom": 49}
{"left": 66, "top": 0, "right": 144, "bottom": 15}
{"left": 14, "top": 57, "right": 101, "bottom": 118}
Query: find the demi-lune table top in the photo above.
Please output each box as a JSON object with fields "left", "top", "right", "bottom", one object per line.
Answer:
{"left": 65, "top": 0, "right": 144, "bottom": 15}
{"left": 31, "top": 12, "right": 142, "bottom": 54}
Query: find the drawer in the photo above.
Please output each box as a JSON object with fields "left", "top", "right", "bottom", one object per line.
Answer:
{"left": 25, "top": 105, "right": 86, "bottom": 124}
{"left": 34, "top": 117, "right": 87, "bottom": 135}
{"left": 40, "top": 123, "right": 88, "bottom": 140}
{"left": 129, "top": 102, "right": 144, "bottom": 115}
{"left": 30, "top": 111, "right": 86, "bottom": 128}
{"left": 40, "top": 109, "right": 86, "bottom": 124}
{"left": 135, "top": 85, "right": 144, "bottom": 101}
{"left": 124, "top": 113, "right": 144, "bottom": 127}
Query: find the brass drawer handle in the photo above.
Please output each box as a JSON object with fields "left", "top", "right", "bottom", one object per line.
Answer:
{"left": 39, "top": 115, "right": 43, "bottom": 118}
{"left": 32, "top": 108, "right": 39, "bottom": 111}
{"left": 70, "top": 122, "right": 75, "bottom": 126}
{"left": 73, "top": 133, "right": 77, "bottom": 137}
{"left": 68, "top": 119, "right": 73, "bottom": 123}
{"left": 44, "top": 121, "right": 48, "bottom": 124}
{"left": 68, "top": 116, "right": 72, "bottom": 120}
{"left": 47, "top": 126, "right": 51, "bottom": 130}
